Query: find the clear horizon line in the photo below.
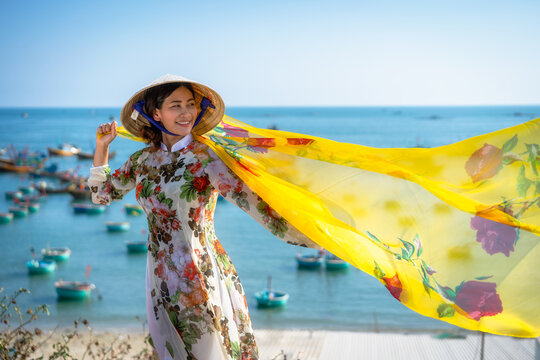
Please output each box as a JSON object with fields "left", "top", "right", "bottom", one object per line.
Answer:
{"left": 1, "top": 103, "right": 540, "bottom": 109}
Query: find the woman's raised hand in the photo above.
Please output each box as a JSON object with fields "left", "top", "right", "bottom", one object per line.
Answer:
{"left": 93, "top": 121, "right": 117, "bottom": 167}
{"left": 96, "top": 121, "right": 118, "bottom": 148}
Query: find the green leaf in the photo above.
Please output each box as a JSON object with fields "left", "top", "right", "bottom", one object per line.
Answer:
{"left": 399, "top": 238, "right": 415, "bottom": 259}
{"left": 437, "top": 303, "right": 455, "bottom": 318}
{"left": 366, "top": 231, "right": 381, "bottom": 243}
{"left": 516, "top": 165, "right": 532, "bottom": 197}
{"left": 501, "top": 135, "right": 518, "bottom": 154}
{"left": 140, "top": 180, "right": 153, "bottom": 199}
{"left": 422, "top": 259, "right": 436, "bottom": 275}
{"left": 231, "top": 341, "right": 242, "bottom": 358}
{"left": 474, "top": 275, "right": 493, "bottom": 280}
{"left": 502, "top": 152, "right": 523, "bottom": 165}
{"left": 526, "top": 144, "right": 539, "bottom": 175}
{"left": 373, "top": 261, "right": 385, "bottom": 279}
{"left": 165, "top": 341, "right": 174, "bottom": 357}
{"left": 413, "top": 234, "right": 423, "bottom": 257}
{"left": 437, "top": 284, "right": 456, "bottom": 301}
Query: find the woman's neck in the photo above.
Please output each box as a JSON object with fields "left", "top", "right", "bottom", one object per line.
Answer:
{"left": 161, "top": 133, "right": 187, "bottom": 151}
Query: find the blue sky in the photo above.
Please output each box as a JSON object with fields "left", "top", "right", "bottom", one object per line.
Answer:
{"left": 1, "top": 0, "right": 539, "bottom": 107}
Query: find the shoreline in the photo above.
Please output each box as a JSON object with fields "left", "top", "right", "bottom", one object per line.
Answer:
{"left": 25, "top": 328, "right": 537, "bottom": 360}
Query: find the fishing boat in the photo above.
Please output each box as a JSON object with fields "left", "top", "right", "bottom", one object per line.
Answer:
{"left": 48, "top": 144, "right": 81, "bottom": 157}
{"left": 126, "top": 240, "right": 147, "bottom": 253}
{"left": 9, "top": 206, "right": 28, "bottom": 218}
{"left": 106, "top": 221, "right": 130, "bottom": 232}
{"left": 5, "top": 191, "right": 23, "bottom": 200}
{"left": 296, "top": 252, "right": 324, "bottom": 269}
{"left": 54, "top": 281, "right": 95, "bottom": 300}
{"left": 0, "top": 212, "right": 14, "bottom": 224}
{"left": 254, "top": 276, "right": 289, "bottom": 308}
{"left": 18, "top": 186, "right": 35, "bottom": 195}
{"left": 24, "top": 203, "right": 40, "bottom": 213}
{"left": 76, "top": 150, "right": 116, "bottom": 160}
{"left": 68, "top": 188, "right": 92, "bottom": 200}
{"left": 124, "top": 203, "right": 144, "bottom": 216}
{"left": 325, "top": 253, "right": 350, "bottom": 270}
{"left": 72, "top": 203, "right": 105, "bottom": 214}
{"left": 26, "top": 259, "right": 56, "bottom": 275}
{"left": 42, "top": 247, "right": 71, "bottom": 262}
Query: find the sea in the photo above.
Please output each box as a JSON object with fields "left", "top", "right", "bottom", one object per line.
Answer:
{"left": 0, "top": 106, "right": 538, "bottom": 333}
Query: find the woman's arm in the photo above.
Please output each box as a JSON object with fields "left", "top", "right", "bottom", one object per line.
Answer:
{"left": 88, "top": 120, "right": 139, "bottom": 205}
{"left": 202, "top": 146, "right": 322, "bottom": 249}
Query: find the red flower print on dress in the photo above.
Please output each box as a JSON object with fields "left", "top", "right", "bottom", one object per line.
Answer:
{"left": 155, "top": 263, "right": 164, "bottom": 278}
{"left": 454, "top": 281, "right": 503, "bottom": 320}
{"left": 136, "top": 182, "right": 143, "bottom": 199}
{"left": 193, "top": 176, "right": 210, "bottom": 192}
{"left": 383, "top": 273, "right": 403, "bottom": 300}
{"left": 188, "top": 162, "right": 203, "bottom": 175}
{"left": 171, "top": 219, "right": 180, "bottom": 230}
{"left": 470, "top": 216, "right": 516, "bottom": 256}
{"left": 465, "top": 143, "right": 503, "bottom": 183}
{"left": 183, "top": 260, "right": 198, "bottom": 281}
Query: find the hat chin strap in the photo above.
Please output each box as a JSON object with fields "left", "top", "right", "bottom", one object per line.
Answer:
{"left": 133, "top": 98, "right": 215, "bottom": 137}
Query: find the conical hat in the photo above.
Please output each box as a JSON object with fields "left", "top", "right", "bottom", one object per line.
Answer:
{"left": 120, "top": 74, "right": 225, "bottom": 137}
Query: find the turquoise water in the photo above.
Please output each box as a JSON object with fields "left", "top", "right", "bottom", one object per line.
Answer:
{"left": 0, "top": 106, "right": 538, "bottom": 332}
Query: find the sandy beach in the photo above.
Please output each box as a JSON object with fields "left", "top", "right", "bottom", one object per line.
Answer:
{"left": 29, "top": 328, "right": 538, "bottom": 360}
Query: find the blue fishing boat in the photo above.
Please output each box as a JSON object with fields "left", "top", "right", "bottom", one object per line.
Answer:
{"left": 255, "top": 276, "right": 289, "bottom": 308}
{"left": 26, "top": 259, "right": 56, "bottom": 275}
{"left": 18, "top": 186, "right": 35, "bottom": 195}
{"left": 126, "top": 240, "right": 147, "bottom": 253}
{"left": 25, "top": 203, "right": 40, "bottom": 213}
{"left": 255, "top": 291, "right": 289, "bottom": 308}
{"left": 0, "top": 212, "right": 13, "bottom": 224}
{"left": 325, "top": 253, "right": 350, "bottom": 271}
{"left": 124, "top": 203, "right": 144, "bottom": 216}
{"left": 296, "top": 251, "right": 324, "bottom": 269}
{"left": 9, "top": 206, "right": 28, "bottom": 218}
{"left": 42, "top": 247, "right": 71, "bottom": 262}
{"left": 106, "top": 221, "right": 130, "bottom": 232}
{"left": 5, "top": 191, "right": 23, "bottom": 200}
{"left": 72, "top": 203, "right": 105, "bottom": 214}
{"left": 54, "top": 281, "right": 95, "bottom": 300}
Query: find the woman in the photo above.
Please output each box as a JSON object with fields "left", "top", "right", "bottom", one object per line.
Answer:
{"left": 89, "top": 74, "right": 321, "bottom": 360}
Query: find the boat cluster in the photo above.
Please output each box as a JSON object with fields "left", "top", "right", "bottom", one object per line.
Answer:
{"left": 254, "top": 250, "right": 350, "bottom": 309}
{"left": 20, "top": 201, "right": 148, "bottom": 301}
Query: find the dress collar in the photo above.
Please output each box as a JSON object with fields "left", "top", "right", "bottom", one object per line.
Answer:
{"left": 160, "top": 133, "right": 194, "bottom": 152}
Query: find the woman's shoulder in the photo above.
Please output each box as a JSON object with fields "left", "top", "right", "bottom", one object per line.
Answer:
{"left": 128, "top": 145, "right": 153, "bottom": 164}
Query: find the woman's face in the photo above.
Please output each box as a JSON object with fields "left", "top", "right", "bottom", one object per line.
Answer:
{"left": 153, "top": 86, "right": 199, "bottom": 138}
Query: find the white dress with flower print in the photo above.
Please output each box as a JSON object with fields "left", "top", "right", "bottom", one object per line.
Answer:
{"left": 88, "top": 139, "right": 321, "bottom": 360}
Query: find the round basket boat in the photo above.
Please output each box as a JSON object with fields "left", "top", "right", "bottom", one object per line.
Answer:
{"left": 25, "top": 203, "right": 40, "bottom": 213}
{"left": 9, "top": 206, "right": 28, "bottom": 218}
{"left": 5, "top": 191, "right": 23, "bottom": 200}
{"left": 27, "top": 259, "right": 56, "bottom": 275}
{"left": 42, "top": 247, "right": 71, "bottom": 262}
{"left": 54, "top": 281, "right": 95, "bottom": 300}
{"left": 126, "top": 240, "right": 147, "bottom": 253}
{"left": 124, "top": 204, "right": 144, "bottom": 216}
{"left": 19, "top": 186, "right": 35, "bottom": 195}
{"left": 106, "top": 221, "right": 130, "bottom": 232}
{"left": 72, "top": 203, "right": 105, "bottom": 215}
{"left": 254, "top": 290, "right": 289, "bottom": 308}
{"left": 325, "top": 256, "right": 350, "bottom": 271}
{"left": 0, "top": 212, "right": 14, "bottom": 224}
{"left": 296, "top": 254, "right": 324, "bottom": 269}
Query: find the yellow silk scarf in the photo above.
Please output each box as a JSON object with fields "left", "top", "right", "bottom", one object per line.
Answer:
{"left": 115, "top": 116, "right": 539, "bottom": 337}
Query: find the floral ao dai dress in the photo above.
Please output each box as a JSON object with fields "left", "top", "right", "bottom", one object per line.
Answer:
{"left": 88, "top": 135, "right": 321, "bottom": 360}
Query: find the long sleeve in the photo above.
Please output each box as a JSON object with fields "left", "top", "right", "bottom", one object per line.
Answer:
{"left": 203, "top": 147, "right": 322, "bottom": 249}
{"left": 88, "top": 151, "right": 140, "bottom": 205}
